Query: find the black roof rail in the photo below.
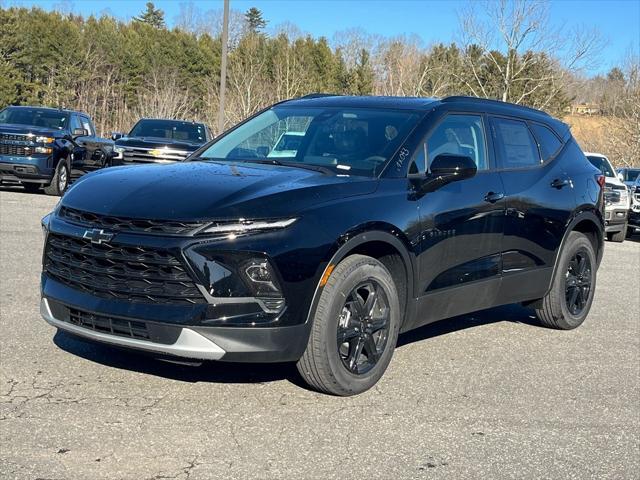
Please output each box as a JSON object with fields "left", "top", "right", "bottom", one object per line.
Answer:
{"left": 299, "top": 93, "right": 341, "bottom": 99}
{"left": 442, "top": 95, "right": 551, "bottom": 117}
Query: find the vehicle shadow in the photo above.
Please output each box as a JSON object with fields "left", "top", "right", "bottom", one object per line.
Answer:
{"left": 52, "top": 302, "right": 542, "bottom": 389}
{"left": 0, "top": 184, "right": 44, "bottom": 195}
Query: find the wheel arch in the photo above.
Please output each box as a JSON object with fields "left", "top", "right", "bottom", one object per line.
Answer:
{"left": 305, "top": 228, "right": 417, "bottom": 331}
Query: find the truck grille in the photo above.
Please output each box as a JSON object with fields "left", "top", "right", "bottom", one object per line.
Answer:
{"left": 121, "top": 146, "right": 190, "bottom": 164}
{"left": 59, "top": 206, "right": 204, "bottom": 236}
{"left": 44, "top": 233, "right": 206, "bottom": 305}
{"left": 0, "top": 143, "right": 28, "bottom": 156}
{"left": 68, "top": 308, "right": 150, "bottom": 340}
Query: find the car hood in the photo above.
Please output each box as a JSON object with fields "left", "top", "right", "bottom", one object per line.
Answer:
{"left": 62, "top": 161, "right": 377, "bottom": 220}
{"left": 116, "top": 137, "right": 202, "bottom": 151}
{"left": 0, "top": 123, "right": 66, "bottom": 138}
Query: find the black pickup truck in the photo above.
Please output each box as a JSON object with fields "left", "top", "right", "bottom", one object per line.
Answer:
{"left": 0, "top": 106, "right": 114, "bottom": 195}
{"left": 112, "top": 118, "right": 212, "bottom": 165}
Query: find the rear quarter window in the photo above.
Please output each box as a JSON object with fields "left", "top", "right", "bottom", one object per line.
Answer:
{"left": 530, "top": 123, "right": 562, "bottom": 161}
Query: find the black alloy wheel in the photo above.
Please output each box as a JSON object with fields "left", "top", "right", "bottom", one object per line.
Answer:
{"left": 564, "top": 248, "right": 593, "bottom": 316}
{"left": 337, "top": 280, "right": 390, "bottom": 375}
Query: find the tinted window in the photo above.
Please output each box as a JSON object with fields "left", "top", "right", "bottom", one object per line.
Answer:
{"left": 129, "top": 120, "right": 207, "bottom": 143}
{"left": 199, "top": 107, "right": 421, "bottom": 177}
{"left": 493, "top": 118, "right": 540, "bottom": 169}
{"left": 0, "top": 107, "right": 69, "bottom": 130}
{"left": 412, "top": 114, "right": 488, "bottom": 174}
{"left": 69, "top": 115, "right": 82, "bottom": 132}
{"left": 530, "top": 123, "right": 562, "bottom": 161}
{"left": 586, "top": 155, "right": 615, "bottom": 178}
{"left": 80, "top": 116, "right": 94, "bottom": 136}
{"left": 621, "top": 169, "right": 640, "bottom": 182}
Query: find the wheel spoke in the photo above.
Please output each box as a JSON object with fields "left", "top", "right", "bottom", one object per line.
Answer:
{"left": 363, "top": 334, "right": 380, "bottom": 363}
{"left": 348, "top": 337, "right": 365, "bottom": 372}
{"left": 337, "top": 327, "right": 360, "bottom": 344}
{"left": 369, "top": 308, "right": 389, "bottom": 333}
{"left": 363, "top": 285, "right": 378, "bottom": 316}
{"left": 576, "top": 255, "right": 587, "bottom": 275}
{"left": 567, "top": 287, "right": 579, "bottom": 312}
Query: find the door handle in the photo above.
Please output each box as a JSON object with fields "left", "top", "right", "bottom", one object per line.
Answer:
{"left": 484, "top": 191, "right": 505, "bottom": 203}
{"left": 551, "top": 178, "right": 570, "bottom": 189}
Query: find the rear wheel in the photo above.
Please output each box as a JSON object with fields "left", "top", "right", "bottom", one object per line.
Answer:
{"left": 535, "top": 231, "right": 596, "bottom": 330}
{"left": 44, "top": 160, "right": 69, "bottom": 196}
{"left": 297, "top": 254, "right": 401, "bottom": 396}
{"left": 607, "top": 224, "right": 627, "bottom": 243}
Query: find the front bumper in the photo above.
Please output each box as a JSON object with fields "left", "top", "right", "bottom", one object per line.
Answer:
{"left": 41, "top": 297, "right": 310, "bottom": 362}
{"left": 0, "top": 155, "right": 53, "bottom": 183}
{"left": 604, "top": 208, "right": 627, "bottom": 232}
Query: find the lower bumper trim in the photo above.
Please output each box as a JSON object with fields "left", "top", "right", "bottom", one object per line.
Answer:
{"left": 40, "top": 298, "right": 226, "bottom": 360}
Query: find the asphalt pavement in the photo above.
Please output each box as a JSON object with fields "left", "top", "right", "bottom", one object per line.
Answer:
{"left": 1, "top": 186, "right": 639, "bottom": 479}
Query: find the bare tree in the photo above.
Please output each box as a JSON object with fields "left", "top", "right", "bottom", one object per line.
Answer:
{"left": 131, "top": 68, "right": 193, "bottom": 121}
{"left": 458, "top": 0, "right": 602, "bottom": 107}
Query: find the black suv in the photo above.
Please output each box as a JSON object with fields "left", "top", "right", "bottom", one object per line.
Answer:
{"left": 0, "top": 106, "right": 113, "bottom": 195}
{"left": 40, "top": 95, "right": 605, "bottom": 395}
{"left": 112, "top": 118, "right": 212, "bottom": 165}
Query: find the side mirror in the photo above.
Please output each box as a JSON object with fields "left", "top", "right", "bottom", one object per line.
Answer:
{"left": 618, "top": 173, "right": 625, "bottom": 182}
{"left": 111, "top": 132, "right": 123, "bottom": 141}
{"left": 72, "top": 128, "right": 88, "bottom": 138}
{"left": 412, "top": 154, "right": 477, "bottom": 194}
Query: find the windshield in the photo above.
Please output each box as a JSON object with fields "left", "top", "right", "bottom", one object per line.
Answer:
{"left": 586, "top": 155, "right": 615, "bottom": 178}
{"left": 129, "top": 119, "right": 206, "bottom": 143}
{"left": 197, "top": 107, "right": 421, "bottom": 176}
{"left": 622, "top": 169, "right": 640, "bottom": 182}
{"left": 0, "top": 107, "right": 69, "bottom": 130}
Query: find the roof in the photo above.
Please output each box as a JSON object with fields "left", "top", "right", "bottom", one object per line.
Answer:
{"left": 281, "top": 95, "right": 438, "bottom": 111}
{"left": 4, "top": 105, "right": 80, "bottom": 115}
{"left": 584, "top": 152, "right": 608, "bottom": 159}
{"left": 138, "top": 118, "right": 205, "bottom": 125}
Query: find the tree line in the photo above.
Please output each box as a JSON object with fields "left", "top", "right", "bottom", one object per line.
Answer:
{"left": 0, "top": 1, "right": 637, "bottom": 165}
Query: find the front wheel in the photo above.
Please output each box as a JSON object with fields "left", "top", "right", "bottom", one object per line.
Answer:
{"left": 44, "top": 160, "right": 69, "bottom": 196}
{"left": 607, "top": 224, "right": 627, "bottom": 243}
{"left": 297, "top": 255, "right": 401, "bottom": 396}
{"left": 535, "top": 231, "right": 597, "bottom": 330}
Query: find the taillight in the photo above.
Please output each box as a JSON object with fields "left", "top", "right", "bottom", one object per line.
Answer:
{"left": 596, "top": 174, "right": 606, "bottom": 188}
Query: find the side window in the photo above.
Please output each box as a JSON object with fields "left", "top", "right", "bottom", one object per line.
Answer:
{"left": 530, "top": 123, "right": 562, "bottom": 161}
{"left": 412, "top": 114, "right": 488, "bottom": 174}
{"left": 492, "top": 118, "right": 541, "bottom": 169}
{"left": 69, "top": 115, "right": 82, "bottom": 132}
{"left": 80, "top": 116, "right": 94, "bottom": 136}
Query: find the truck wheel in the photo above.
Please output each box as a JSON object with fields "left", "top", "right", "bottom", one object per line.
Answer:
{"left": 535, "top": 231, "right": 596, "bottom": 330}
{"left": 296, "top": 254, "right": 401, "bottom": 396}
{"left": 607, "top": 224, "right": 627, "bottom": 243}
{"left": 44, "top": 160, "right": 69, "bottom": 196}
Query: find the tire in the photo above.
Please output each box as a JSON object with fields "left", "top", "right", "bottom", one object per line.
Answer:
{"left": 607, "top": 224, "right": 627, "bottom": 243}
{"left": 296, "top": 254, "right": 401, "bottom": 396}
{"left": 44, "top": 160, "right": 69, "bottom": 196}
{"left": 22, "top": 183, "right": 41, "bottom": 193}
{"left": 535, "top": 231, "right": 597, "bottom": 330}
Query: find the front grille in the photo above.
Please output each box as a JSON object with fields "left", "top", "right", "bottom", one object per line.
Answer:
{"left": 44, "top": 233, "right": 206, "bottom": 305}
{"left": 0, "top": 143, "right": 28, "bottom": 156}
{"left": 0, "top": 133, "right": 28, "bottom": 141}
{"left": 59, "top": 206, "right": 204, "bottom": 235}
{"left": 68, "top": 308, "right": 150, "bottom": 340}
{"left": 122, "top": 147, "right": 189, "bottom": 164}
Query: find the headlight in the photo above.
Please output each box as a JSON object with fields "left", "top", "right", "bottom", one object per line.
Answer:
{"left": 198, "top": 218, "right": 297, "bottom": 236}
{"left": 114, "top": 147, "right": 125, "bottom": 159}
{"left": 35, "top": 136, "right": 55, "bottom": 144}
{"left": 41, "top": 213, "right": 51, "bottom": 241}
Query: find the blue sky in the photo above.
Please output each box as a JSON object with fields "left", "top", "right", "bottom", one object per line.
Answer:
{"left": 6, "top": 0, "right": 640, "bottom": 75}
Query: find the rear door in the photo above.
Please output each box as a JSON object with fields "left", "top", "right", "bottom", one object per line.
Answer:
{"left": 490, "top": 116, "right": 576, "bottom": 304}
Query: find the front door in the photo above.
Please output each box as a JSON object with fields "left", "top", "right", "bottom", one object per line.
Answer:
{"left": 410, "top": 113, "right": 506, "bottom": 328}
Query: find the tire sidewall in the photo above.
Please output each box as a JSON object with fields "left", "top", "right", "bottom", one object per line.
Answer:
{"left": 318, "top": 259, "right": 400, "bottom": 394}
{"left": 57, "top": 160, "right": 69, "bottom": 194}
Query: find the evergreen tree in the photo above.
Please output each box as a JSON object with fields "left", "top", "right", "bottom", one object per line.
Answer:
{"left": 134, "top": 2, "right": 165, "bottom": 29}
{"left": 244, "top": 7, "right": 267, "bottom": 35}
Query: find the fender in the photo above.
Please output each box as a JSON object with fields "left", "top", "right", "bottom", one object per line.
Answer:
{"left": 546, "top": 207, "right": 604, "bottom": 295}
{"left": 304, "top": 229, "right": 417, "bottom": 326}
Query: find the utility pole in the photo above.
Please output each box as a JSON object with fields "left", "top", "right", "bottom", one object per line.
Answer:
{"left": 217, "top": 0, "right": 229, "bottom": 135}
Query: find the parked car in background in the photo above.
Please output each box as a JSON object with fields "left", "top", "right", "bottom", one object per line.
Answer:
{"left": 40, "top": 95, "right": 605, "bottom": 396}
{"left": 585, "top": 153, "right": 630, "bottom": 242}
{"left": 112, "top": 118, "right": 212, "bottom": 165}
{"left": 0, "top": 106, "right": 114, "bottom": 195}
{"left": 616, "top": 167, "right": 640, "bottom": 190}
{"left": 627, "top": 175, "right": 640, "bottom": 236}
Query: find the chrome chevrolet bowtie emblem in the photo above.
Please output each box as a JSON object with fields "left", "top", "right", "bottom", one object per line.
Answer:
{"left": 83, "top": 229, "right": 114, "bottom": 245}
